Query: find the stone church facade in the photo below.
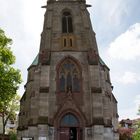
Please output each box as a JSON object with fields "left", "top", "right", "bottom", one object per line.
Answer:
{"left": 17, "top": 0, "right": 119, "bottom": 140}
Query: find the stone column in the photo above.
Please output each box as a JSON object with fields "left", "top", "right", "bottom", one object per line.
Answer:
{"left": 114, "top": 133, "right": 119, "bottom": 140}
{"left": 92, "top": 125, "right": 104, "bottom": 140}
{"left": 17, "top": 131, "right": 22, "bottom": 140}
{"left": 104, "top": 127, "right": 113, "bottom": 140}
{"left": 38, "top": 125, "right": 49, "bottom": 140}
{"left": 28, "top": 126, "right": 38, "bottom": 140}
{"left": 84, "top": 127, "right": 92, "bottom": 140}
{"left": 22, "top": 129, "right": 29, "bottom": 138}
{"left": 48, "top": 127, "right": 55, "bottom": 140}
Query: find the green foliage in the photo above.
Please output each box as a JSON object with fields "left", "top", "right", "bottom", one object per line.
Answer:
{"left": 0, "top": 29, "right": 22, "bottom": 103}
{"left": 0, "top": 29, "right": 14, "bottom": 64}
{"left": 132, "top": 108, "right": 140, "bottom": 140}
{"left": 6, "top": 94, "right": 21, "bottom": 120}
{"left": 0, "top": 28, "right": 22, "bottom": 134}
{"left": 0, "top": 93, "right": 21, "bottom": 134}
{"left": 9, "top": 131, "right": 17, "bottom": 140}
{"left": 133, "top": 128, "right": 140, "bottom": 140}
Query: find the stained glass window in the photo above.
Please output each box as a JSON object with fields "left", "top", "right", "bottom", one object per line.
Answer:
{"left": 58, "top": 59, "right": 81, "bottom": 93}
{"left": 73, "top": 74, "right": 80, "bottom": 92}
{"left": 60, "top": 74, "right": 65, "bottom": 92}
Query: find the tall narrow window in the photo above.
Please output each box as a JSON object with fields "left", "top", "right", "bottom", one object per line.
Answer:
{"left": 70, "top": 38, "right": 73, "bottom": 47}
{"left": 73, "top": 74, "right": 80, "bottom": 92}
{"left": 60, "top": 73, "right": 65, "bottom": 92}
{"left": 64, "top": 38, "right": 67, "bottom": 47}
{"left": 67, "top": 72, "right": 72, "bottom": 92}
{"left": 62, "top": 12, "right": 73, "bottom": 33}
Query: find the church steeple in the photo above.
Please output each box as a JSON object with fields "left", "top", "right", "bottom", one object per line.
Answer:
{"left": 18, "top": 0, "right": 119, "bottom": 140}
{"left": 39, "top": 0, "right": 99, "bottom": 65}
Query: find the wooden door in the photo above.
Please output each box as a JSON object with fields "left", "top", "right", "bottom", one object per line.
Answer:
{"left": 78, "top": 128, "right": 83, "bottom": 140}
{"left": 59, "top": 127, "right": 82, "bottom": 140}
{"left": 59, "top": 128, "right": 69, "bottom": 140}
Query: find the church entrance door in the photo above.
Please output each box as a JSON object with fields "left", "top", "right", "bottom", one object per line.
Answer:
{"left": 59, "top": 127, "right": 78, "bottom": 140}
{"left": 58, "top": 114, "right": 82, "bottom": 140}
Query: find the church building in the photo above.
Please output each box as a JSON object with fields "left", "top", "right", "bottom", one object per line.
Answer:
{"left": 18, "top": 0, "right": 119, "bottom": 140}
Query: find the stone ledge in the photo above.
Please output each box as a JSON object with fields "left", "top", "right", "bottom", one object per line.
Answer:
{"left": 93, "top": 117, "right": 104, "bottom": 125}
{"left": 17, "top": 126, "right": 28, "bottom": 131}
{"left": 38, "top": 116, "right": 48, "bottom": 124}
{"left": 104, "top": 119, "right": 112, "bottom": 127}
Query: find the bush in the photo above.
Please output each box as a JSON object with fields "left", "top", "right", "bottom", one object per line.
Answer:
{"left": 9, "top": 131, "right": 17, "bottom": 140}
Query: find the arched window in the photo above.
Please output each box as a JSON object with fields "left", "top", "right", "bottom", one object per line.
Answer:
{"left": 62, "top": 12, "right": 73, "bottom": 33}
{"left": 60, "top": 113, "right": 79, "bottom": 126}
{"left": 58, "top": 58, "right": 81, "bottom": 93}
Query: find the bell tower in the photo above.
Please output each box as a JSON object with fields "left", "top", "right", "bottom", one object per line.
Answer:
{"left": 18, "top": 0, "right": 119, "bottom": 140}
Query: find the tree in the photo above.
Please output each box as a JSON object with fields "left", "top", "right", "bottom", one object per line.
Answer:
{"left": 132, "top": 107, "right": 140, "bottom": 140}
{"left": 1, "top": 95, "right": 21, "bottom": 134}
{"left": 0, "top": 28, "right": 22, "bottom": 134}
{"left": 137, "top": 106, "right": 140, "bottom": 116}
{"left": 132, "top": 128, "right": 140, "bottom": 140}
{"left": 9, "top": 130, "right": 17, "bottom": 140}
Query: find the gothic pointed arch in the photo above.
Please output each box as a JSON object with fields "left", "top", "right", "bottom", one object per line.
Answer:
{"left": 53, "top": 108, "right": 87, "bottom": 128}
{"left": 56, "top": 56, "right": 82, "bottom": 93}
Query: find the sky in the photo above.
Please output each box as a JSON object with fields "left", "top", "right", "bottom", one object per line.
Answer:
{"left": 0, "top": 0, "right": 140, "bottom": 120}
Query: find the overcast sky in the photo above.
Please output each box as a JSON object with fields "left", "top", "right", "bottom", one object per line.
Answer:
{"left": 0, "top": 0, "right": 140, "bottom": 120}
